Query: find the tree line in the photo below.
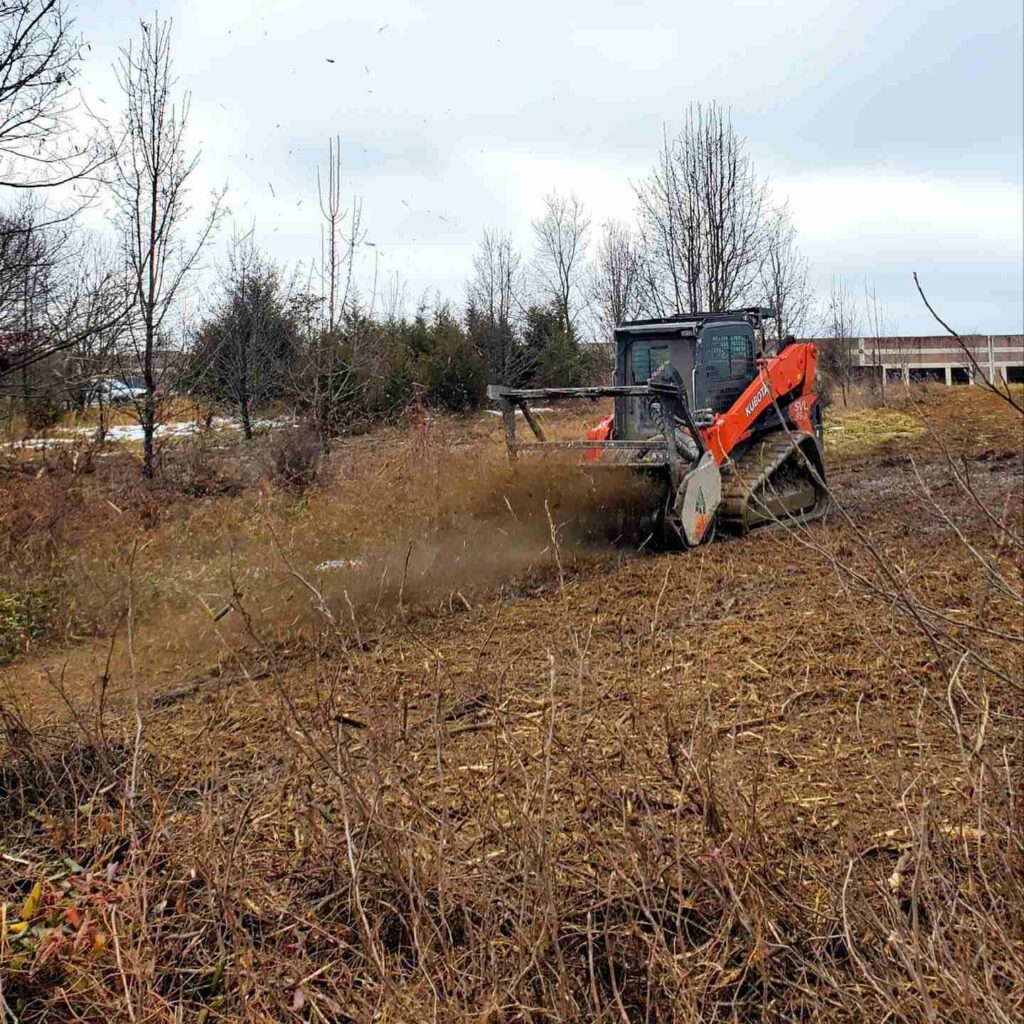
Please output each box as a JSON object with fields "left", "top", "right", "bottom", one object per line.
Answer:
{"left": 0, "top": 3, "right": 872, "bottom": 479}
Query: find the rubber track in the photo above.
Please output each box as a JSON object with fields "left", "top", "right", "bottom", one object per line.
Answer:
{"left": 719, "top": 430, "right": 826, "bottom": 533}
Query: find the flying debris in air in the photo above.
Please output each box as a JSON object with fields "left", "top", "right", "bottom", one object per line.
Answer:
{"left": 377, "top": 24, "right": 389, "bottom": 34}
{"left": 268, "top": 183, "right": 276, "bottom": 197}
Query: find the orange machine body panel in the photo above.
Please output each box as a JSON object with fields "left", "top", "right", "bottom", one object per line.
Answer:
{"left": 585, "top": 412, "right": 615, "bottom": 461}
{"left": 703, "top": 342, "right": 819, "bottom": 464}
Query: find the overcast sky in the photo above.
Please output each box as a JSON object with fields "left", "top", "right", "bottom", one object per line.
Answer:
{"left": 74, "top": 0, "right": 1023, "bottom": 334}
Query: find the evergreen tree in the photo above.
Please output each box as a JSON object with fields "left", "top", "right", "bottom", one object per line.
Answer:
{"left": 521, "top": 302, "right": 592, "bottom": 387}
{"left": 191, "top": 247, "right": 298, "bottom": 438}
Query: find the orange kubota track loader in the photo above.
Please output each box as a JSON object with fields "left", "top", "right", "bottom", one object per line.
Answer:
{"left": 488, "top": 308, "right": 828, "bottom": 547}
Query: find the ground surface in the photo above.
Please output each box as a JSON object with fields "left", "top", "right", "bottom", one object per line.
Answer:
{"left": 1, "top": 387, "right": 1021, "bottom": 1022}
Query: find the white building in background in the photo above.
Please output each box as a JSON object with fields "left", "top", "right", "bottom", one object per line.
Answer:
{"left": 814, "top": 335, "right": 1024, "bottom": 386}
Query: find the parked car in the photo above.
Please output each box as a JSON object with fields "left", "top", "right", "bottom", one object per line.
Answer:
{"left": 88, "top": 379, "right": 148, "bottom": 405}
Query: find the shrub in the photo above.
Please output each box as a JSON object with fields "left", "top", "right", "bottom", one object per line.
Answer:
{"left": 379, "top": 349, "right": 415, "bottom": 417}
{"left": 161, "top": 435, "right": 241, "bottom": 497}
{"left": 0, "top": 578, "right": 69, "bottom": 663}
{"left": 420, "top": 335, "right": 487, "bottom": 414}
{"left": 535, "top": 331, "right": 594, "bottom": 387}
{"left": 520, "top": 303, "right": 600, "bottom": 388}
{"left": 24, "top": 396, "right": 62, "bottom": 432}
{"left": 266, "top": 425, "right": 321, "bottom": 493}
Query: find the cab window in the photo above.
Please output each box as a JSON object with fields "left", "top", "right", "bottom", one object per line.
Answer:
{"left": 631, "top": 344, "right": 670, "bottom": 382}
{"left": 702, "top": 331, "right": 753, "bottom": 381}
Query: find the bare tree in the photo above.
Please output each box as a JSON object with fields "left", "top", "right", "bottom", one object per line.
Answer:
{"left": 634, "top": 125, "right": 695, "bottom": 316}
{"left": 380, "top": 268, "right": 407, "bottom": 326}
{"left": 0, "top": 198, "right": 52, "bottom": 422}
{"left": 318, "top": 135, "right": 361, "bottom": 333}
{"left": 820, "top": 275, "right": 859, "bottom": 406}
{"left": 0, "top": 206, "right": 124, "bottom": 385}
{"left": 590, "top": 218, "right": 643, "bottom": 340}
{"left": 0, "top": 1, "right": 100, "bottom": 189}
{"left": 109, "top": 16, "right": 221, "bottom": 478}
{"left": 759, "top": 205, "right": 812, "bottom": 346}
{"left": 531, "top": 191, "right": 590, "bottom": 334}
{"left": 863, "top": 280, "right": 890, "bottom": 404}
{"left": 467, "top": 227, "right": 524, "bottom": 382}
{"left": 219, "top": 229, "right": 262, "bottom": 440}
{"left": 31, "top": 229, "right": 121, "bottom": 412}
{"left": 0, "top": 198, "right": 121, "bottom": 431}
{"left": 0, "top": 196, "right": 49, "bottom": 329}
{"left": 288, "top": 135, "right": 369, "bottom": 452}
{"left": 634, "top": 103, "right": 769, "bottom": 314}
{"left": 0, "top": 4, "right": 126, "bottom": 385}
{"left": 469, "top": 228, "right": 522, "bottom": 331}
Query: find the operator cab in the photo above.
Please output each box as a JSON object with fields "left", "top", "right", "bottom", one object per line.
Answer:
{"left": 612, "top": 308, "right": 775, "bottom": 440}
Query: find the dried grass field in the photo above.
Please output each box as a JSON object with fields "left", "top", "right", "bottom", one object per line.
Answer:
{"left": 1, "top": 386, "right": 1021, "bottom": 1023}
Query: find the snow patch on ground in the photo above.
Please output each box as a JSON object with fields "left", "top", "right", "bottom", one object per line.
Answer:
{"left": 484, "top": 407, "right": 553, "bottom": 417}
{"left": 315, "top": 558, "right": 365, "bottom": 572}
{"left": 1, "top": 417, "right": 290, "bottom": 451}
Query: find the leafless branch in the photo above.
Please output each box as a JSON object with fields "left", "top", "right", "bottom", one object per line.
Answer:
{"left": 913, "top": 271, "right": 1022, "bottom": 415}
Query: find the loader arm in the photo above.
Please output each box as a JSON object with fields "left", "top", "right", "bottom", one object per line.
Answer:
{"left": 703, "top": 342, "right": 820, "bottom": 464}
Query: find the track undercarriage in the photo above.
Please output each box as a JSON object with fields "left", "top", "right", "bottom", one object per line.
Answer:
{"left": 718, "top": 431, "right": 829, "bottom": 535}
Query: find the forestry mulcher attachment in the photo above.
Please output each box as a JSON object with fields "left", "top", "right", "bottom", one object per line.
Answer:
{"left": 488, "top": 309, "right": 828, "bottom": 547}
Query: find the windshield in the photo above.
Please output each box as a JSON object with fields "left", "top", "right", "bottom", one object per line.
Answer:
{"left": 702, "top": 329, "right": 753, "bottom": 381}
